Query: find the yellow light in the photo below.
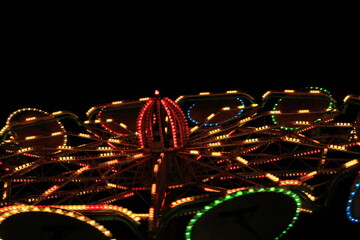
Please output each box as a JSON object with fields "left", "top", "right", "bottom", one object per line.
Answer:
{"left": 86, "top": 107, "right": 97, "bottom": 116}
{"left": 239, "top": 117, "right": 252, "bottom": 123}
{"left": 148, "top": 207, "right": 154, "bottom": 221}
{"left": 335, "top": 122, "right": 352, "bottom": 127}
{"left": 75, "top": 166, "right": 89, "bottom": 174}
{"left": 78, "top": 133, "right": 91, "bottom": 138}
{"left": 209, "top": 128, "right": 221, "bottom": 135}
{"left": 343, "top": 95, "right": 351, "bottom": 102}
{"left": 328, "top": 144, "right": 346, "bottom": 151}
{"left": 211, "top": 152, "right": 222, "bottom": 156}
{"left": 151, "top": 184, "right": 157, "bottom": 195}
{"left": 51, "top": 131, "right": 64, "bottom": 136}
{"left": 175, "top": 95, "right": 184, "bottom": 103}
{"left": 279, "top": 180, "right": 302, "bottom": 186}
{"left": 25, "top": 116, "right": 37, "bottom": 121}
{"left": 132, "top": 153, "right": 144, "bottom": 159}
{"left": 255, "top": 126, "right": 270, "bottom": 131}
{"left": 25, "top": 136, "right": 37, "bottom": 140}
{"left": 300, "top": 170, "right": 318, "bottom": 181}
{"left": 153, "top": 164, "right": 159, "bottom": 174}
{"left": 283, "top": 136, "right": 301, "bottom": 143}
{"left": 302, "top": 191, "right": 316, "bottom": 201}
{"left": 203, "top": 187, "right": 222, "bottom": 193}
{"left": 43, "top": 185, "right": 60, "bottom": 196}
{"left": 298, "top": 109, "right": 310, "bottom": 113}
{"left": 99, "top": 152, "right": 115, "bottom": 157}
{"left": 59, "top": 156, "right": 75, "bottom": 161}
{"left": 206, "top": 113, "right": 216, "bottom": 120}
{"left": 216, "top": 134, "right": 229, "bottom": 140}
{"left": 17, "top": 147, "right": 34, "bottom": 153}
{"left": 108, "top": 138, "right": 121, "bottom": 144}
{"left": 344, "top": 159, "right": 359, "bottom": 168}
{"left": 294, "top": 121, "right": 310, "bottom": 125}
{"left": 244, "top": 138, "right": 259, "bottom": 143}
{"left": 208, "top": 142, "right": 221, "bottom": 147}
{"left": 298, "top": 207, "right": 313, "bottom": 213}
{"left": 111, "top": 101, "right": 123, "bottom": 105}
{"left": 269, "top": 110, "right": 281, "bottom": 114}
{"left": 52, "top": 111, "right": 64, "bottom": 116}
{"left": 265, "top": 173, "right": 280, "bottom": 182}
{"left": 262, "top": 91, "right": 271, "bottom": 99}
{"left": 236, "top": 156, "right": 248, "bottom": 165}
{"left": 190, "top": 126, "right": 199, "bottom": 133}
{"left": 189, "top": 150, "right": 199, "bottom": 155}
{"left": 226, "top": 90, "right": 238, "bottom": 94}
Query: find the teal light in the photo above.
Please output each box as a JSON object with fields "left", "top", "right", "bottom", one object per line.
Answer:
{"left": 185, "top": 186, "right": 303, "bottom": 240}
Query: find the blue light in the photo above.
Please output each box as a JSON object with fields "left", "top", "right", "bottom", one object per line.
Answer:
{"left": 346, "top": 179, "right": 360, "bottom": 222}
{"left": 187, "top": 98, "right": 245, "bottom": 127}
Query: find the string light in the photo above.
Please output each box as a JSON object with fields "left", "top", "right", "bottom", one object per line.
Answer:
{"left": 185, "top": 187, "right": 302, "bottom": 240}
{"left": 0, "top": 205, "right": 116, "bottom": 238}
{"left": 347, "top": 180, "right": 360, "bottom": 222}
{"left": 1, "top": 88, "right": 359, "bottom": 239}
{"left": 187, "top": 97, "right": 246, "bottom": 127}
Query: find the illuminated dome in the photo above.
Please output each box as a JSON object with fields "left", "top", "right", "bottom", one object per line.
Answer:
{"left": 137, "top": 94, "right": 189, "bottom": 151}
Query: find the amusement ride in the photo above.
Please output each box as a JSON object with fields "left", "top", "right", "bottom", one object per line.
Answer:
{"left": 0, "top": 87, "right": 360, "bottom": 239}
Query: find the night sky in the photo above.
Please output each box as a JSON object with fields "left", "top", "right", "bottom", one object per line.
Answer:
{"left": 1, "top": 1, "right": 360, "bottom": 239}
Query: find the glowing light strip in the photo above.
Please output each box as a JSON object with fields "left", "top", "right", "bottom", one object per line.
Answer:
{"left": 187, "top": 97, "right": 245, "bottom": 127}
{"left": 1, "top": 108, "right": 68, "bottom": 149}
{"left": 0, "top": 205, "right": 115, "bottom": 238}
{"left": 271, "top": 87, "right": 335, "bottom": 131}
{"left": 185, "top": 187, "right": 302, "bottom": 240}
{"left": 347, "top": 181, "right": 360, "bottom": 222}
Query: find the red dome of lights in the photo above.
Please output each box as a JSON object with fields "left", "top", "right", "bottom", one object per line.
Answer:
{"left": 137, "top": 96, "right": 189, "bottom": 151}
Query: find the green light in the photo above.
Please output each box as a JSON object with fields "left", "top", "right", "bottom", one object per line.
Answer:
{"left": 235, "top": 191, "right": 243, "bottom": 196}
{"left": 225, "top": 195, "right": 232, "bottom": 199}
{"left": 271, "top": 87, "right": 335, "bottom": 130}
{"left": 185, "top": 186, "right": 303, "bottom": 240}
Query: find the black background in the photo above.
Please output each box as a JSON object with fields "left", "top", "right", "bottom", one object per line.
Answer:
{"left": 1, "top": 1, "right": 359, "bottom": 114}
{"left": 1, "top": 1, "right": 360, "bottom": 239}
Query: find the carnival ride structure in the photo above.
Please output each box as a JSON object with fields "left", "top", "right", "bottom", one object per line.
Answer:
{"left": 0, "top": 87, "right": 360, "bottom": 240}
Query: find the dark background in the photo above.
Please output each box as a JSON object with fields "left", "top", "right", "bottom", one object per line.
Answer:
{"left": 1, "top": 1, "right": 359, "bottom": 115}
{"left": 1, "top": 1, "right": 360, "bottom": 239}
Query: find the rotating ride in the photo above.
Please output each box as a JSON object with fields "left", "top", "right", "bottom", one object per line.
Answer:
{"left": 0, "top": 87, "right": 360, "bottom": 240}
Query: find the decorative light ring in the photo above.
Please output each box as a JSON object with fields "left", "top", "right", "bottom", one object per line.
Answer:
{"left": 271, "top": 87, "right": 335, "bottom": 131}
{"left": 35, "top": 204, "right": 142, "bottom": 224}
{"left": 97, "top": 102, "right": 144, "bottom": 136}
{"left": 3, "top": 108, "right": 68, "bottom": 151}
{"left": 187, "top": 98, "right": 245, "bottom": 126}
{"left": 185, "top": 187, "right": 302, "bottom": 240}
{"left": 346, "top": 173, "right": 360, "bottom": 223}
{"left": 0, "top": 205, "right": 115, "bottom": 239}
